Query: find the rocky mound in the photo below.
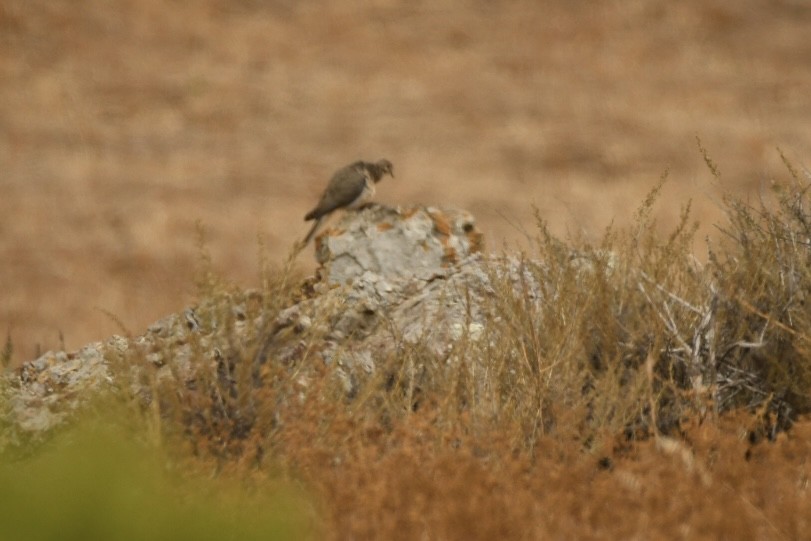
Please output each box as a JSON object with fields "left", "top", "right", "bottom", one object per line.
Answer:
{"left": 1, "top": 205, "right": 523, "bottom": 450}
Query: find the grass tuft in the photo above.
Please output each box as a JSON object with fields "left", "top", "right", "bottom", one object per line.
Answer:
{"left": 5, "top": 156, "right": 811, "bottom": 538}
{"left": 1, "top": 331, "right": 11, "bottom": 369}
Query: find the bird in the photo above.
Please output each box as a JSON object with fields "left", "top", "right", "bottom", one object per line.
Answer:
{"left": 302, "top": 159, "right": 394, "bottom": 245}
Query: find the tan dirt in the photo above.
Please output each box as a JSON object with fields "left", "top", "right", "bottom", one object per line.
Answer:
{"left": 2, "top": 0, "right": 810, "bottom": 362}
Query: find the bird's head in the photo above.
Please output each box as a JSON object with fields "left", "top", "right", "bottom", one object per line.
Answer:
{"left": 375, "top": 159, "right": 394, "bottom": 180}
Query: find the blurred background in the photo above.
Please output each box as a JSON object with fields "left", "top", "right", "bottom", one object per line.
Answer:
{"left": 1, "top": 0, "right": 809, "bottom": 364}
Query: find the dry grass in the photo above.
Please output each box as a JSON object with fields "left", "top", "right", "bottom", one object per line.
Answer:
{"left": 3, "top": 173, "right": 811, "bottom": 538}
{"left": 3, "top": 2, "right": 811, "bottom": 538}
{"left": 45, "top": 166, "right": 804, "bottom": 539}
{"left": 2, "top": 0, "right": 811, "bottom": 361}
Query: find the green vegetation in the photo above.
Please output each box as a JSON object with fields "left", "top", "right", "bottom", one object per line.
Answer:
{"left": 0, "top": 414, "right": 310, "bottom": 541}
{"left": 4, "top": 158, "right": 811, "bottom": 539}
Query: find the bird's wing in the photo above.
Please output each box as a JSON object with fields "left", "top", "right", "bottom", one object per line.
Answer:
{"left": 308, "top": 166, "right": 368, "bottom": 219}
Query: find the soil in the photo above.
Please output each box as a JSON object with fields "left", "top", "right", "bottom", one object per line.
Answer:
{"left": 2, "top": 0, "right": 810, "bottom": 364}
{"left": 3, "top": 2, "right": 811, "bottom": 537}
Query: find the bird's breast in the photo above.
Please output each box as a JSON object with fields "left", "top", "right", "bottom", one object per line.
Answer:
{"left": 346, "top": 176, "right": 375, "bottom": 209}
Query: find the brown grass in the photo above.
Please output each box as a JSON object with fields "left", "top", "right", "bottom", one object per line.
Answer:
{"left": 2, "top": 0, "right": 811, "bottom": 361}
{"left": 71, "top": 170, "right": 809, "bottom": 539}
{"left": 3, "top": 2, "right": 811, "bottom": 538}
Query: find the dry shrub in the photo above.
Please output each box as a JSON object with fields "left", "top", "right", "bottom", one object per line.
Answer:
{"left": 90, "top": 158, "right": 811, "bottom": 538}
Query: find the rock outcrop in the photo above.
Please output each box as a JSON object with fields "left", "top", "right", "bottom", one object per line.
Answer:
{"left": 314, "top": 204, "right": 483, "bottom": 284}
{"left": 1, "top": 205, "right": 538, "bottom": 450}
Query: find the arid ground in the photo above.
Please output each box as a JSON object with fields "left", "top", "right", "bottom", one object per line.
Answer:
{"left": 1, "top": 1, "right": 810, "bottom": 363}
{"left": 3, "top": 3, "right": 811, "bottom": 539}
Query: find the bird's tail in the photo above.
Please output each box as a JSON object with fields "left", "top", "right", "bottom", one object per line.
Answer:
{"left": 302, "top": 217, "right": 323, "bottom": 245}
